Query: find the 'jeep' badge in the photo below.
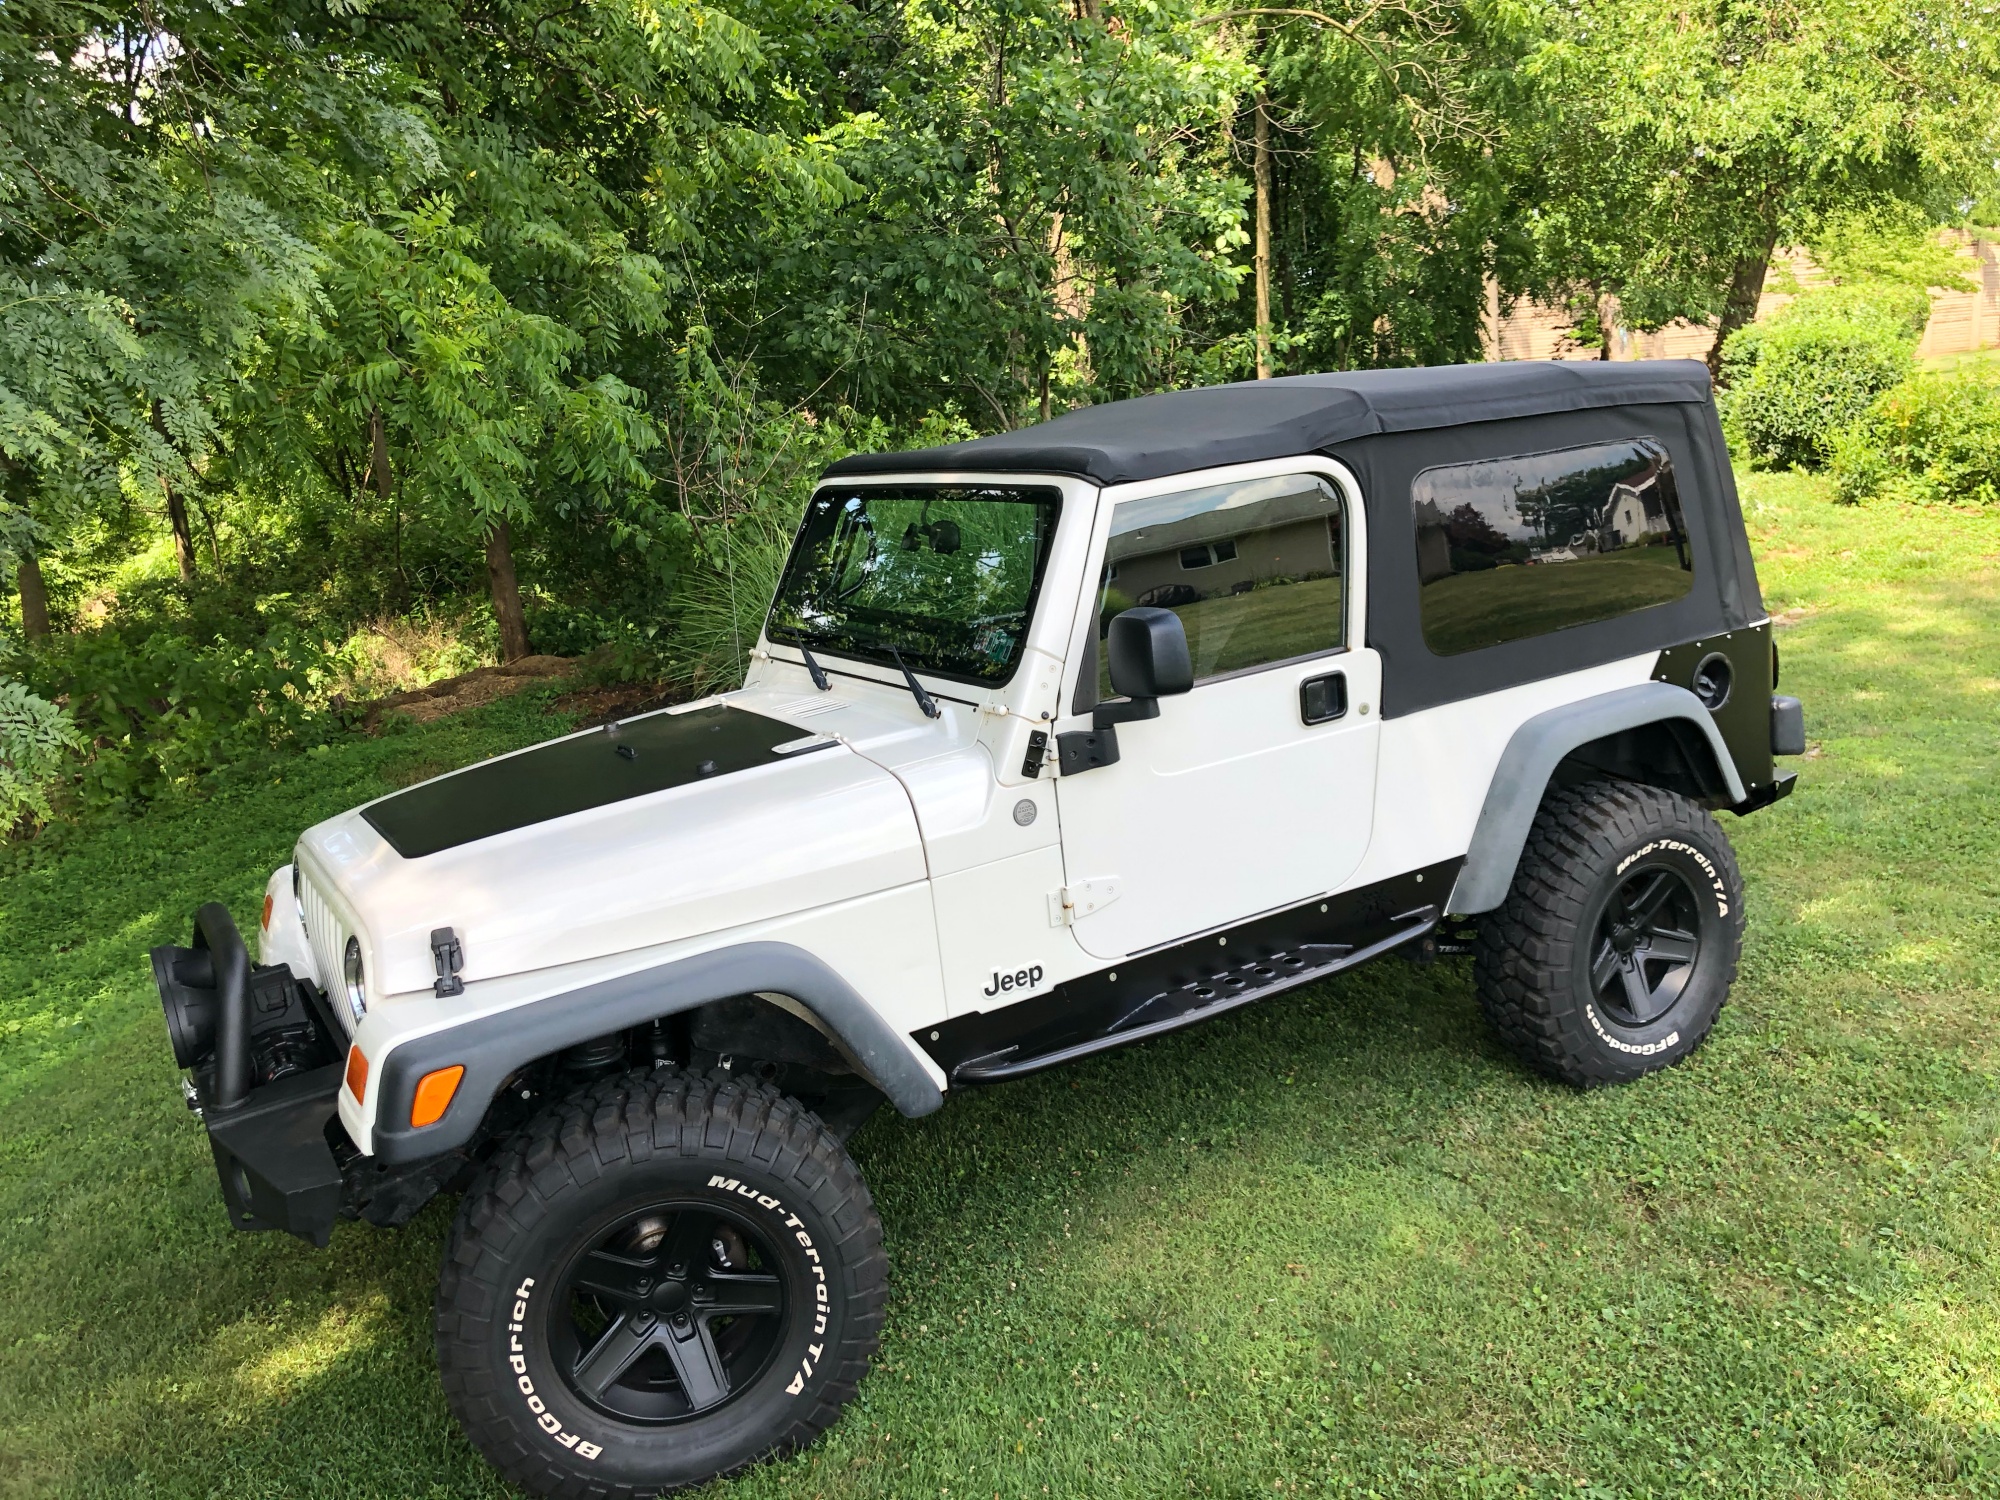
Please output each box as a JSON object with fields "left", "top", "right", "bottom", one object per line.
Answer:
{"left": 983, "top": 964, "right": 1045, "bottom": 997}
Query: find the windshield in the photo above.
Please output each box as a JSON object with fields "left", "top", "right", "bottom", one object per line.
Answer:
{"left": 767, "top": 485, "right": 1062, "bottom": 685}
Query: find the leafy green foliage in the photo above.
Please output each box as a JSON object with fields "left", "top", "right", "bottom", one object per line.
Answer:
{"left": 19, "top": 619, "right": 335, "bottom": 809}
{"left": 1719, "top": 292, "right": 1919, "bottom": 470}
{"left": 1509, "top": 0, "right": 2000, "bottom": 357}
{"left": 0, "top": 677, "right": 82, "bottom": 829}
{"left": 2, "top": 0, "right": 1998, "bottom": 837}
{"left": 1830, "top": 368, "right": 2000, "bottom": 506}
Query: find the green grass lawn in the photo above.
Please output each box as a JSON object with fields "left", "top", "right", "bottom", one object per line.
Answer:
{"left": 1919, "top": 347, "right": 2000, "bottom": 376}
{"left": 5, "top": 472, "right": 2000, "bottom": 1498}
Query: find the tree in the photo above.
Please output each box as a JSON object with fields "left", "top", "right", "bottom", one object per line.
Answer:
{"left": 1180, "top": 0, "right": 1534, "bottom": 378}
{"left": 1510, "top": 0, "right": 2000, "bottom": 372}
{"left": 734, "top": 0, "right": 1253, "bottom": 426}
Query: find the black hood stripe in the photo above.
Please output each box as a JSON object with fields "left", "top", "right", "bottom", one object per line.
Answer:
{"left": 362, "top": 705, "right": 829, "bottom": 859}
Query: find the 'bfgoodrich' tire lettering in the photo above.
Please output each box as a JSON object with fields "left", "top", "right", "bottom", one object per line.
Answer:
{"left": 1476, "top": 779, "right": 1743, "bottom": 1088}
{"left": 435, "top": 1068, "right": 886, "bottom": 1499}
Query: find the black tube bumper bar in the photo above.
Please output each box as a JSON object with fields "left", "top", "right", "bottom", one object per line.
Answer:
{"left": 152, "top": 905, "right": 346, "bottom": 1247}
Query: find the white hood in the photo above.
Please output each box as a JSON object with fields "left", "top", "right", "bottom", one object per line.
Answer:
{"left": 295, "top": 699, "right": 927, "bottom": 998}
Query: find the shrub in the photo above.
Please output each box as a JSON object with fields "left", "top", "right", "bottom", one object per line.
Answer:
{"left": 669, "top": 494, "right": 806, "bottom": 694}
{"left": 1720, "top": 289, "right": 1920, "bottom": 471}
{"left": 20, "top": 623, "right": 338, "bottom": 808}
{"left": 0, "top": 678, "right": 85, "bottom": 831}
{"left": 1830, "top": 370, "right": 2000, "bottom": 507}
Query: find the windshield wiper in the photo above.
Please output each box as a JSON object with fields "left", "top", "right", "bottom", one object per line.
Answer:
{"left": 797, "top": 642, "right": 831, "bottom": 691}
{"left": 887, "top": 645, "right": 941, "bottom": 719}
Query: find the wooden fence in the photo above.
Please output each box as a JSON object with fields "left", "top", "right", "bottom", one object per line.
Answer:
{"left": 1482, "top": 235, "right": 2000, "bottom": 364}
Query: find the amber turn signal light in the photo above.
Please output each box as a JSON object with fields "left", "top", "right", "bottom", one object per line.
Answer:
{"left": 344, "top": 1045, "right": 369, "bottom": 1101}
{"left": 411, "top": 1064, "right": 465, "bottom": 1128}
{"left": 261, "top": 892, "right": 274, "bottom": 930}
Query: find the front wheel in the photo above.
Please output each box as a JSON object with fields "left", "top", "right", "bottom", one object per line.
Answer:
{"left": 1475, "top": 779, "right": 1744, "bottom": 1087}
{"left": 436, "top": 1069, "right": 886, "bottom": 1498}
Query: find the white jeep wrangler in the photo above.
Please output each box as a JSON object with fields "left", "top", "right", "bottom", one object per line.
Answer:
{"left": 152, "top": 359, "right": 1804, "bottom": 1497}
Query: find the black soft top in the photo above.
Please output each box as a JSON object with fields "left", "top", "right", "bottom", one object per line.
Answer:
{"left": 822, "top": 361, "right": 1715, "bottom": 486}
{"left": 819, "top": 360, "right": 1764, "bottom": 722}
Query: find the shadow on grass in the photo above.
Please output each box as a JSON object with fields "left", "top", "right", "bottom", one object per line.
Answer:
{"left": 9, "top": 945, "right": 1998, "bottom": 1499}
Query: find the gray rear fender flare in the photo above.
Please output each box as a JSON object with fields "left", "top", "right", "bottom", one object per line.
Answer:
{"left": 369, "top": 940, "right": 944, "bottom": 1165}
{"left": 1446, "top": 682, "right": 1746, "bottom": 917}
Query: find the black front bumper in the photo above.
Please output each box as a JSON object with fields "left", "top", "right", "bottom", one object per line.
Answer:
{"left": 153, "top": 904, "right": 348, "bottom": 1247}
{"left": 201, "top": 1062, "right": 346, "bottom": 1247}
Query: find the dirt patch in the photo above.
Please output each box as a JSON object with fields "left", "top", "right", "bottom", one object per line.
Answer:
{"left": 361, "top": 655, "right": 575, "bottom": 731}
{"left": 545, "top": 679, "right": 696, "bottom": 728}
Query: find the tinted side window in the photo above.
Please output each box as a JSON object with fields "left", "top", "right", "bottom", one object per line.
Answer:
{"left": 1098, "top": 474, "right": 1343, "bottom": 693}
{"left": 1413, "top": 439, "right": 1693, "bottom": 657}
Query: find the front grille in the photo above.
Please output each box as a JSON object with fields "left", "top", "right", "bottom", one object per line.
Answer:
{"left": 297, "top": 871, "right": 354, "bottom": 1034}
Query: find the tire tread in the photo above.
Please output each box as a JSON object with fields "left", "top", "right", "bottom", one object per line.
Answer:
{"left": 1474, "top": 778, "right": 1742, "bottom": 1087}
{"left": 436, "top": 1068, "right": 885, "bottom": 1499}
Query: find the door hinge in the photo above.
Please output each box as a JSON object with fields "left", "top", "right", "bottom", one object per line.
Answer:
{"left": 1049, "top": 877, "right": 1122, "bottom": 926}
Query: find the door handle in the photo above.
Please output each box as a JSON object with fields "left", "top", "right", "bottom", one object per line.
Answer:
{"left": 1299, "top": 671, "right": 1346, "bottom": 725}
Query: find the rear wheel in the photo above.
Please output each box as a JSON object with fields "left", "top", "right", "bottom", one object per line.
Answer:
{"left": 1475, "top": 779, "right": 1743, "bottom": 1086}
{"left": 436, "top": 1068, "right": 885, "bottom": 1498}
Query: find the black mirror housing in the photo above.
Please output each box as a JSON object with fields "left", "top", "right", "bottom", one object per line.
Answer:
{"left": 1106, "top": 607, "right": 1193, "bottom": 700}
{"left": 1058, "top": 607, "right": 1193, "bottom": 777}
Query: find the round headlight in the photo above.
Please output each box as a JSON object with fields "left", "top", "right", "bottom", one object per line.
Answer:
{"left": 343, "top": 935, "right": 368, "bottom": 1021}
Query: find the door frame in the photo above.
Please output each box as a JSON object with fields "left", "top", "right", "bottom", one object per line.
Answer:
{"left": 1054, "top": 454, "right": 1371, "bottom": 721}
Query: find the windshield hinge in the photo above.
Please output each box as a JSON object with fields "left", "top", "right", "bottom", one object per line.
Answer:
{"left": 1049, "top": 878, "right": 1121, "bottom": 927}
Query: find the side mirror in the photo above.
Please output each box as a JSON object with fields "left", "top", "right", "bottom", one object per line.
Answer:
{"left": 1058, "top": 608, "right": 1191, "bottom": 776}
{"left": 1106, "top": 606, "right": 1193, "bottom": 701}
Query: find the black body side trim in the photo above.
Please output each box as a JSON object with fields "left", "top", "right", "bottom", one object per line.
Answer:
{"left": 362, "top": 705, "right": 810, "bottom": 859}
{"left": 370, "top": 940, "right": 944, "bottom": 1164}
{"left": 1732, "top": 770, "right": 1797, "bottom": 814}
{"left": 918, "top": 861, "right": 1460, "bottom": 1083}
{"left": 1652, "top": 621, "right": 1777, "bottom": 793}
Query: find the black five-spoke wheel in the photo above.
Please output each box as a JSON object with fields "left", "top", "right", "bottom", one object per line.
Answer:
{"left": 1589, "top": 863, "right": 1703, "bottom": 1027}
{"left": 552, "top": 1203, "right": 788, "bottom": 1424}
{"left": 1475, "top": 779, "right": 1744, "bottom": 1087}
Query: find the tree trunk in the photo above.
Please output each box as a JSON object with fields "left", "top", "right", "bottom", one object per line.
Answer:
{"left": 16, "top": 554, "right": 51, "bottom": 639}
{"left": 369, "top": 406, "right": 392, "bottom": 504}
{"left": 165, "top": 484, "right": 197, "bottom": 583}
{"left": 151, "top": 403, "right": 196, "bottom": 582}
{"left": 485, "top": 519, "right": 533, "bottom": 663}
{"left": 1253, "top": 92, "right": 1273, "bottom": 380}
{"left": 1708, "top": 234, "right": 1779, "bottom": 381}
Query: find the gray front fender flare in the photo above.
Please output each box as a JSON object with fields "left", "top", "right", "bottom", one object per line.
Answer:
{"left": 370, "top": 941, "right": 944, "bottom": 1165}
{"left": 1446, "top": 682, "right": 1746, "bottom": 917}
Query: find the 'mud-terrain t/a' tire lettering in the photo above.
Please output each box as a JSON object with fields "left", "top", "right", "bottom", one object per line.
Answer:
{"left": 435, "top": 1070, "right": 885, "bottom": 1498}
{"left": 1475, "top": 779, "right": 1745, "bottom": 1087}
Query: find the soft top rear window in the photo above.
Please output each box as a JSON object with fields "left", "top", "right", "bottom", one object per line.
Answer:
{"left": 768, "top": 484, "right": 1061, "bottom": 685}
{"left": 1413, "top": 438, "right": 1693, "bottom": 656}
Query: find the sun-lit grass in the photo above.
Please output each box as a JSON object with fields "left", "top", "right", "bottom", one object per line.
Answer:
{"left": 1919, "top": 346, "right": 2000, "bottom": 376}
{"left": 4, "top": 471, "right": 2000, "bottom": 1497}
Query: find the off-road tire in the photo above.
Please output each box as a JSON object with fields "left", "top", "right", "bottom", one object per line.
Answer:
{"left": 436, "top": 1068, "right": 886, "bottom": 1498}
{"left": 1475, "top": 779, "right": 1744, "bottom": 1087}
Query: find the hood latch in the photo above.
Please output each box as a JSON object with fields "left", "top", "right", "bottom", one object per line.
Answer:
{"left": 431, "top": 927, "right": 466, "bottom": 997}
